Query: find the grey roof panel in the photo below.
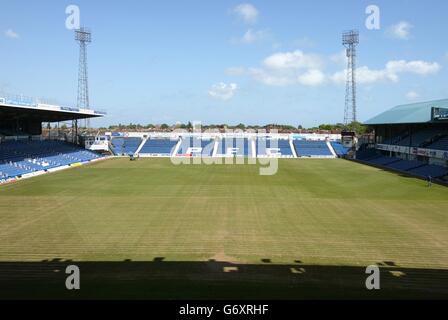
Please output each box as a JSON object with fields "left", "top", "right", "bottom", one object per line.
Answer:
{"left": 364, "top": 99, "right": 448, "bottom": 125}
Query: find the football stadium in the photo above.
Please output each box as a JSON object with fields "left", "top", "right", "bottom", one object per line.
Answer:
{"left": 1, "top": 1, "right": 448, "bottom": 303}
{"left": 1, "top": 95, "right": 448, "bottom": 299}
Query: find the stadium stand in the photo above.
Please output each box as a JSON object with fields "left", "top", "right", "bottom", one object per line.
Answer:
{"left": 426, "top": 135, "right": 448, "bottom": 151}
{"left": 256, "top": 139, "right": 293, "bottom": 156}
{"left": 386, "top": 159, "right": 424, "bottom": 171}
{"left": 176, "top": 137, "right": 214, "bottom": 156}
{"left": 355, "top": 148, "right": 378, "bottom": 160}
{"left": 216, "top": 138, "right": 251, "bottom": 156}
{"left": 362, "top": 99, "right": 448, "bottom": 181}
{"left": 0, "top": 92, "right": 106, "bottom": 182}
{"left": 366, "top": 156, "right": 401, "bottom": 166}
{"left": 366, "top": 99, "right": 448, "bottom": 149}
{"left": 330, "top": 142, "right": 349, "bottom": 156}
{"left": 293, "top": 140, "right": 333, "bottom": 157}
{"left": 408, "top": 164, "right": 448, "bottom": 178}
{"left": 139, "top": 138, "right": 178, "bottom": 155}
{"left": 111, "top": 137, "right": 142, "bottom": 155}
{"left": 396, "top": 127, "right": 444, "bottom": 147}
{"left": 382, "top": 131, "right": 409, "bottom": 145}
{"left": 0, "top": 140, "right": 100, "bottom": 180}
{"left": 356, "top": 150, "right": 448, "bottom": 178}
{"left": 110, "top": 137, "right": 125, "bottom": 154}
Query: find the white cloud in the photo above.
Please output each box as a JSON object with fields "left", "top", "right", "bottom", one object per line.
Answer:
{"left": 227, "top": 47, "right": 440, "bottom": 89}
{"left": 406, "top": 91, "right": 420, "bottom": 101}
{"left": 329, "top": 70, "right": 346, "bottom": 84}
{"left": 208, "top": 82, "right": 238, "bottom": 101}
{"left": 244, "top": 50, "right": 325, "bottom": 86}
{"left": 4, "top": 29, "right": 19, "bottom": 39}
{"left": 272, "top": 42, "right": 282, "bottom": 50}
{"left": 292, "top": 37, "right": 315, "bottom": 48}
{"left": 385, "top": 60, "right": 440, "bottom": 75}
{"left": 297, "top": 69, "right": 325, "bottom": 86}
{"left": 263, "top": 50, "right": 323, "bottom": 70}
{"left": 248, "top": 68, "right": 294, "bottom": 86}
{"left": 331, "top": 66, "right": 396, "bottom": 84}
{"left": 388, "top": 21, "right": 413, "bottom": 40}
{"left": 331, "top": 60, "right": 440, "bottom": 85}
{"left": 239, "top": 29, "right": 268, "bottom": 44}
{"left": 225, "top": 66, "right": 295, "bottom": 86}
{"left": 330, "top": 50, "right": 347, "bottom": 65}
{"left": 233, "top": 3, "right": 259, "bottom": 24}
{"left": 225, "top": 67, "right": 246, "bottom": 76}
{"left": 357, "top": 66, "right": 399, "bottom": 83}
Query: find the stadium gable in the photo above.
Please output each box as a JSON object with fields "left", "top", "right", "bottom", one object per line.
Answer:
{"left": 364, "top": 99, "right": 448, "bottom": 125}
{"left": 0, "top": 94, "right": 106, "bottom": 136}
{"left": 0, "top": 101, "right": 106, "bottom": 123}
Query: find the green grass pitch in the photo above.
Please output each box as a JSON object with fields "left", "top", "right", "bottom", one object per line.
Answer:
{"left": 0, "top": 158, "right": 448, "bottom": 299}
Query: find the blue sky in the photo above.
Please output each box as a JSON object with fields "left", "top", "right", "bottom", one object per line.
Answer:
{"left": 1, "top": 0, "right": 448, "bottom": 127}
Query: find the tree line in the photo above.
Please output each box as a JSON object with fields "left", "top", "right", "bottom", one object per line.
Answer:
{"left": 48, "top": 121, "right": 368, "bottom": 134}
{"left": 102, "top": 121, "right": 367, "bottom": 133}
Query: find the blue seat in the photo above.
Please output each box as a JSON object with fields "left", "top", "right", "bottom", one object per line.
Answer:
{"left": 293, "top": 140, "right": 332, "bottom": 157}
{"left": 256, "top": 139, "right": 293, "bottom": 156}
{"left": 0, "top": 140, "right": 100, "bottom": 180}
{"left": 139, "top": 138, "right": 178, "bottom": 155}
{"left": 408, "top": 164, "right": 448, "bottom": 178}
{"left": 368, "top": 156, "right": 401, "bottom": 166}
{"left": 176, "top": 137, "right": 214, "bottom": 156}
{"left": 216, "top": 138, "right": 251, "bottom": 156}
{"left": 427, "top": 136, "right": 448, "bottom": 151}
{"left": 386, "top": 160, "right": 424, "bottom": 171}
{"left": 331, "top": 142, "right": 349, "bottom": 156}
{"left": 110, "top": 137, "right": 142, "bottom": 155}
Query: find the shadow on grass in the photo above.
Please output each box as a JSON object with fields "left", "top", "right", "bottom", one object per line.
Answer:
{"left": 349, "top": 159, "right": 448, "bottom": 186}
{"left": 0, "top": 258, "right": 447, "bottom": 299}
